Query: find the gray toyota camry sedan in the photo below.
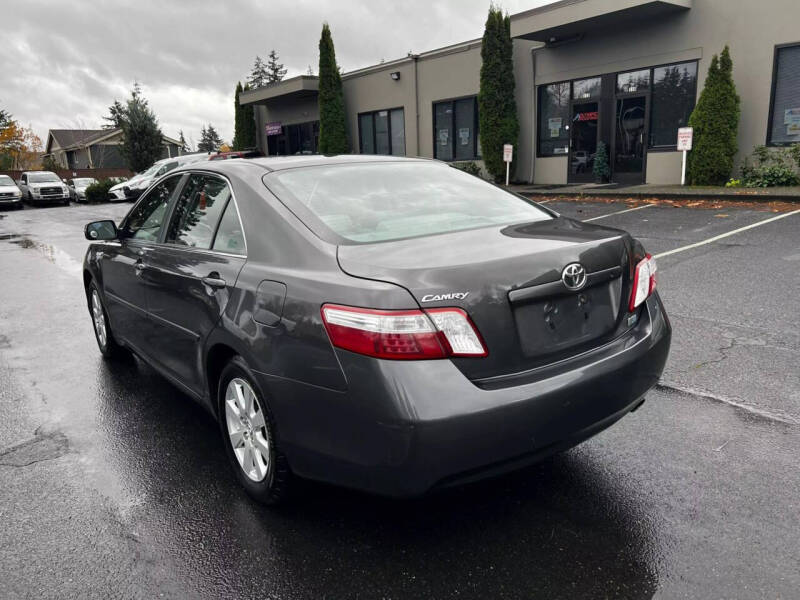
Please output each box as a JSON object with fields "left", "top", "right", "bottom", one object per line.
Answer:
{"left": 82, "top": 155, "right": 670, "bottom": 504}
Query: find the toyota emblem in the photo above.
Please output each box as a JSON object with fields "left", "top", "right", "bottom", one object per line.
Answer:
{"left": 561, "top": 263, "right": 587, "bottom": 291}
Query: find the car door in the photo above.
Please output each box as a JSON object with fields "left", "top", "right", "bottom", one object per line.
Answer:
{"left": 99, "top": 174, "right": 184, "bottom": 352}
{"left": 144, "top": 172, "right": 247, "bottom": 396}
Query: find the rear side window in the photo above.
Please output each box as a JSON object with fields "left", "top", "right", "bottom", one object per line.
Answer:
{"left": 165, "top": 174, "right": 231, "bottom": 249}
{"left": 266, "top": 162, "right": 552, "bottom": 243}
{"left": 125, "top": 175, "right": 182, "bottom": 241}
{"left": 212, "top": 200, "right": 246, "bottom": 255}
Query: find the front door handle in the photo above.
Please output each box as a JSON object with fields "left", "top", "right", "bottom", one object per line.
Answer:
{"left": 134, "top": 260, "right": 146, "bottom": 273}
{"left": 202, "top": 275, "right": 227, "bottom": 289}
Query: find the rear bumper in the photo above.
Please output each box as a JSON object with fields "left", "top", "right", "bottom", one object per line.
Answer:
{"left": 263, "top": 293, "right": 671, "bottom": 497}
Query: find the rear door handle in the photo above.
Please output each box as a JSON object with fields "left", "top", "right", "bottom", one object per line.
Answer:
{"left": 202, "top": 275, "right": 227, "bottom": 289}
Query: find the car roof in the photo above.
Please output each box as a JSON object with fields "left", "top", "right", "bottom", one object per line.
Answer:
{"left": 179, "top": 154, "right": 434, "bottom": 174}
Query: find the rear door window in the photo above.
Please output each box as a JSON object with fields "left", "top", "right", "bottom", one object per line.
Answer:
{"left": 165, "top": 174, "right": 231, "bottom": 249}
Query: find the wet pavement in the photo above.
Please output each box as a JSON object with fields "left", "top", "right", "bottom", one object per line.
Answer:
{"left": 1, "top": 201, "right": 799, "bottom": 598}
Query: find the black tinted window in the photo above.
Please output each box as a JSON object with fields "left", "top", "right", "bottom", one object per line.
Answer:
{"left": 125, "top": 175, "right": 181, "bottom": 241}
{"left": 212, "top": 200, "right": 246, "bottom": 255}
{"left": 165, "top": 174, "right": 231, "bottom": 249}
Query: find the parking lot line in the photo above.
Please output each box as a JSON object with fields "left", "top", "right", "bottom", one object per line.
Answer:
{"left": 655, "top": 209, "right": 800, "bottom": 259}
{"left": 582, "top": 204, "right": 653, "bottom": 221}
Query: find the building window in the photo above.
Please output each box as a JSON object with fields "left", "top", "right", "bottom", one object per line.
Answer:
{"left": 650, "top": 61, "right": 698, "bottom": 148}
{"left": 573, "top": 77, "right": 601, "bottom": 100}
{"left": 359, "top": 108, "right": 405, "bottom": 156}
{"left": 768, "top": 43, "right": 800, "bottom": 146}
{"left": 433, "top": 97, "right": 480, "bottom": 161}
{"left": 617, "top": 69, "right": 650, "bottom": 94}
{"left": 537, "top": 82, "right": 570, "bottom": 156}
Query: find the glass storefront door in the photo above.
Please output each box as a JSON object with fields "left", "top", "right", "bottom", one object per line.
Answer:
{"left": 568, "top": 101, "right": 599, "bottom": 183}
{"left": 613, "top": 96, "right": 647, "bottom": 184}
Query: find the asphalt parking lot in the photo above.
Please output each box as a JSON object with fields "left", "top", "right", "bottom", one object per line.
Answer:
{"left": 0, "top": 199, "right": 798, "bottom": 599}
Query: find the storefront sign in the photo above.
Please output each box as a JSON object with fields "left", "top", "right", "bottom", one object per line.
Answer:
{"left": 265, "top": 122, "right": 282, "bottom": 136}
{"left": 784, "top": 108, "right": 800, "bottom": 136}
{"left": 548, "top": 118, "right": 562, "bottom": 138}
{"left": 677, "top": 127, "right": 693, "bottom": 151}
{"left": 438, "top": 129, "right": 449, "bottom": 145}
{"left": 576, "top": 111, "right": 598, "bottom": 122}
{"left": 458, "top": 128, "right": 470, "bottom": 145}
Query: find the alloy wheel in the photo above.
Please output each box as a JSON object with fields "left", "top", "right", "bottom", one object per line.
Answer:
{"left": 224, "top": 378, "right": 270, "bottom": 482}
{"left": 91, "top": 290, "right": 107, "bottom": 348}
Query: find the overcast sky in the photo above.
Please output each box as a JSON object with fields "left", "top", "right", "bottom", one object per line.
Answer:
{"left": 1, "top": 0, "right": 554, "bottom": 149}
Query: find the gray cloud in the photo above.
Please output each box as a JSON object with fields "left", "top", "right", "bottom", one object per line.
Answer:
{"left": 1, "top": 0, "right": 551, "bottom": 147}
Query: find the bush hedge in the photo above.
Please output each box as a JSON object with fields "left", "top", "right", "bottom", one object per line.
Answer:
{"left": 738, "top": 145, "right": 800, "bottom": 187}
{"left": 84, "top": 179, "right": 117, "bottom": 203}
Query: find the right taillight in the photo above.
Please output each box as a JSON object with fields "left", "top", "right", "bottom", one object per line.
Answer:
{"left": 320, "top": 304, "right": 487, "bottom": 360}
{"left": 629, "top": 253, "right": 657, "bottom": 311}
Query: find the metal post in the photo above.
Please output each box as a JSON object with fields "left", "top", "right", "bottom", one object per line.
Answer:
{"left": 506, "top": 161, "right": 510, "bottom": 186}
{"left": 681, "top": 150, "right": 687, "bottom": 186}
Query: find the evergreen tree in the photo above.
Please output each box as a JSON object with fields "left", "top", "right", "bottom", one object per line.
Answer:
{"left": 306, "top": 65, "right": 314, "bottom": 76}
{"left": 198, "top": 124, "right": 223, "bottom": 152}
{"left": 119, "top": 84, "right": 163, "bottom": 172}
{"left": 478, "top": 6, "right": 519, "bottom": 181}
{"left": 266, "top": 49, "right": 287, "bottom": 83}
{"left": 593, "top": 141, "right": 611, "bottom": 183}
{"left": 178, "top": 129, "right": 189, "bottom": 152}
{"left": 247, "top": 56, "right": 269, "bottom": 88}
{"left": 232, "top": 81, "right": 245, "bottom": 150}
{"left": 317, "top": 23, "right": 348, "bottom": 154}
{"left": 103, "top": 100, "right": 126, "bottom": 129}
{"left": 241, "top": 83, "right": 257, "bottom": 148}
{"left": 687, "top": 46, "right": 740, "bottom": 185}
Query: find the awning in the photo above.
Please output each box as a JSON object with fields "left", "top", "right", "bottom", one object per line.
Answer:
{"left": 239, "top": 76, "right": 319, "bottom": 105}
{"left": 511, "top": 0, "right": 691, "bottom": 43}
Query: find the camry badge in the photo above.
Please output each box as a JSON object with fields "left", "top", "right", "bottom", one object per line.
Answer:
{"left": 420, "top": 292, "right": 469, "bottom": 302}
{"left": 561, "top": 263, "right": 587, "bottom": 291}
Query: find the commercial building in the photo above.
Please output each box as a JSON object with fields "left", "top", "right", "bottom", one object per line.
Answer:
{"left": 240, "top": 0, "right": 800, "bottom": 184}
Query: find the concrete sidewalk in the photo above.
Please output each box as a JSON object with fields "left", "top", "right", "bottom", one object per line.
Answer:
{"left": 509, "top": 182, "right": 800, "bottom": 201}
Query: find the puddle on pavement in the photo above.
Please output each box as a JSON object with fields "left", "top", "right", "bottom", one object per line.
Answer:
{"left": 0, "top": 233, "right": 20, "bottom": 240}
{"left": 6, "top": 236, "right": 83, "bottom": 274}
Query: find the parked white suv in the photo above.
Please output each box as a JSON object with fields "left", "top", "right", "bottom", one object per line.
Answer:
{"left": 18, "top": 171, "right": 71, "bottom": 206}
{"left": 0, "top": 175, "right": 23, "bottom": 209}
{"left": 108, "top": 153, "right": 209, "bottom": 202}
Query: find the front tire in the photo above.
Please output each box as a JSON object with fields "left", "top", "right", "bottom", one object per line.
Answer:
{"left": 88, "top": 282, "right": 127, "bottom": 359}
{"left": 218, "top": 357, "right": 293, "bottom": 504}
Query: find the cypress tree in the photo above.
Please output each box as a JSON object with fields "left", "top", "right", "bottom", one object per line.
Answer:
{"left": 241, "top": 83, "right": 257, "bottom": 149}
{"left": 317, "top": 23, "right": 348, "bottom": 154}
{"left": 233, "top": 81, "right": 245, "bottom": 150}
{"left": 478, "top": 6, "right": 519, "bottom": 182}
{"left": 687, "top": 46, "right": 740, "bottom": 185}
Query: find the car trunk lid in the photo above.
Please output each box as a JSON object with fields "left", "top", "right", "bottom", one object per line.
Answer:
{"left": 337, "top": 217, "right": 636, "bottom": 380}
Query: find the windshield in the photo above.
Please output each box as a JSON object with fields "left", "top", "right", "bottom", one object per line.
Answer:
{"left": 28, "top": 172, "right": 62, "bottom": 183}
{"left": 139, "top": 163, "right": 163, "bottom": 177}
{"left": 266, "top": 162, "right": 552, "bottom": 243}
{"left": 0, "top": 175, "right": 15, "bottom": 186}
{"left": 73, "top": 178, "right": 96, "bottom": 186}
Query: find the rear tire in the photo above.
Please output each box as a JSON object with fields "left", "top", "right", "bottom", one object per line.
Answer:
{"left": 88, "top": 282, "right": 128, "bottom": 360}
{"left": 217, "top": 356, "right": 293, "bottom": 505}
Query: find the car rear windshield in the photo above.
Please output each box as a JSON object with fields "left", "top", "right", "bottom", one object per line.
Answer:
{"left": 265, "top": 162, "right": 552, "bottom": 243}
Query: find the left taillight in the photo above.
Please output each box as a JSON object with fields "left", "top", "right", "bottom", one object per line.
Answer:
{"left": 629, "top": 253, "right": 657, "bottom": 311}
{"left": 320, "top": 304, "right": 487, "bottom": 360}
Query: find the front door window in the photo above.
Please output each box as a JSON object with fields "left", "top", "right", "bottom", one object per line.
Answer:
{"left": 614, "top": 97, "right": 646, "bottom": 184}
{"left": 569, "top": 101, "right": 599, "bottom": 183}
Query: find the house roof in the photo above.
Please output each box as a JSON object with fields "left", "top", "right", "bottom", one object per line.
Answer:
{"left": 45, "top": 128, "right": 183, "bottom": 154}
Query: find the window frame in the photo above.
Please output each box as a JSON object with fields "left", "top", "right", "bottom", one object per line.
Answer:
{"left": 357, "top": 107, "right": 406, "bottom": 156}
{"left": 120, "top": 173, "right": 186, "bottom": 242}
{"left": 432, "top": 95, "right": 481, "bottom": 162}
{"left": 766, "top": 41, "right": 800, "bottom": 147}
{"left": 535, "top": 60, "right": 699, "bottom": 157}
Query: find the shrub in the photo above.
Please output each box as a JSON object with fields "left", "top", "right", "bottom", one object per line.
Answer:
{"left": 593, "top": 142, "right": 611, "bottom": 183}
{"left": 725, "top": 178, "right": 742, "bottom": 188}
{"left": 451, "top": 161, "right": 483, "bottom": 177}
{"left": 687, "top": 46, "right": 740, "bottom": 185}
{"left": 85, "top": 179, "right": 116, "bottom": 203}
{"left": 739, "top": 145, "right": 800, "bottom": 187}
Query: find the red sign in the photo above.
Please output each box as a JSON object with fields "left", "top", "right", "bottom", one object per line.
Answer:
{"left": 577, "top": 111, "right": 598, "bottom": 121}
{"left": 265, "top": 122, "right": 282, "bottom": 136}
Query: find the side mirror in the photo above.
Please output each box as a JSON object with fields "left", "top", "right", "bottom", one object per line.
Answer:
{"left": 85, "top": 220, "right": 118, "bottom": 241}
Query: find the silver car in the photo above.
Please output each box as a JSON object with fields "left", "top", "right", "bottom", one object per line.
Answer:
{"left": 0, "top": 175, "right": 23, "bottom": 209}
{"left": 68, "top": 177, "right": 98, "bottom": 203}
